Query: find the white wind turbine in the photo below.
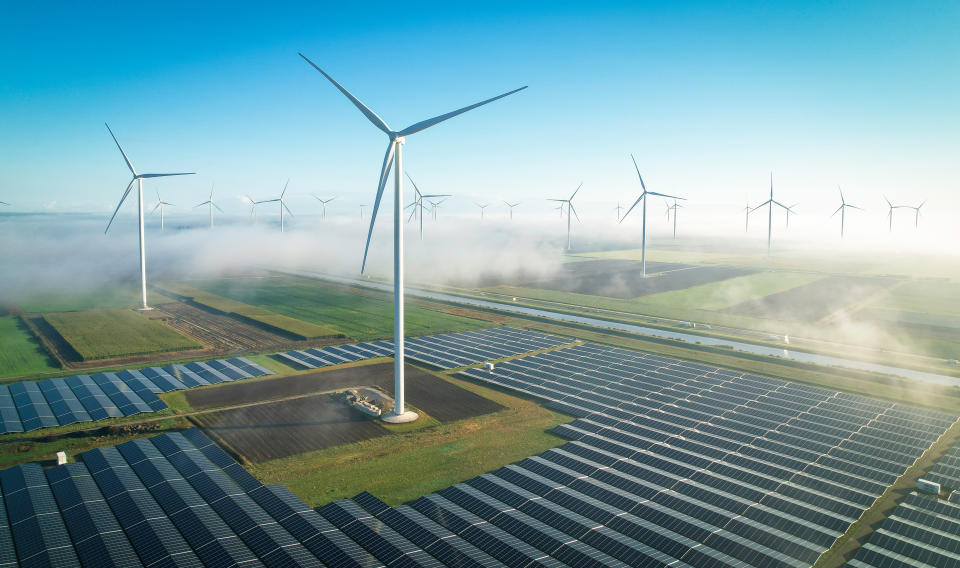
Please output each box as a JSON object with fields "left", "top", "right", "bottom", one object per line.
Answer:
{"left": 475, "top": 202, "right": 489, "bottom": 220}
{"left": 359, "top": 204, "right": 368, "bottom": 221}
{"left": 150, "top": 189, "right": 175, "bottom": 232}
{"left": 300, "top": 53, "right": 525, "bottom": 423}
{"left": 784, "top": 203, "right": 798, "bottom": 228}
{"left": 749, "top": 172, "right": 790, "bottom": 253}
{"left": 667, "top": 199, "right": 683, "bottom": 239}
{"left": 244, "top": 195, "right": 260, "bottom": 224}
{"left": 884, "top": 196, "right": 909, "bottom": 232}
{"left": 908, "top": 201, "right": 926, "bottom": 228}
{"left": 313, "top": 195, "right": 337, "bottom": 218}
{"left": 504, "top": 201, "right": 520, "bottom": 220}
{"left": 104, "top": 123, "right": 194, "bottom": 310}
{"left": 614, "top": 201, "right": 623, "bottom": 221}
{"left": 194, "top": 184, "right": 223, "bottom": 229}
{"left": 743, "top": 200, "right": 751, "bottom": 232}
{"left": 831, "top": 186, "right": 863, "bottom": 238}
{"left": 405, "top": 173, "right": 449, "bottom": 239}
{"left": 548, "top": 183, "right": 582, "bottom": 251}
{"left": 621, "top": 155, "right": 684, "bottom": 276}
{"left": 257, "top": 179, "right": 293, "bottom": 232}
{"left": 427, "top": 197, "right": 449, "bottom": 220}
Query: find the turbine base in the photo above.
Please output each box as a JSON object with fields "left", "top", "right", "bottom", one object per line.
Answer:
{"left": 382, "top": 410, "right": 419, "bottom": 424}
{"left": 135, "top": 306, "right": 154, "bottom": 312}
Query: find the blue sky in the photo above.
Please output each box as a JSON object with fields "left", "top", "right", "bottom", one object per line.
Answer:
{"left": 1, "top": 1, "right": 957, "bottom": 233}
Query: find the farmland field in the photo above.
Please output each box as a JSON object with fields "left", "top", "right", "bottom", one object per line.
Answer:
{"left": 190, "top": 276, "right": 490, "bottom": 340}
{"left": 43, "top": 308, "right": 202, "bottom": 360}
{"left": 724, "top": 275, "right": 895, "bottom": 322}
{"left": 186, "top": 362, "right": 504, "bottom": 422}
{"left": 0, "top": 315, "right": 58, "bottom": 377}
{"left": 198, "top": 394, "right": 391, "bottom": 462}
{"left": 15, "top": 285, "right": 174, "bottom": 313}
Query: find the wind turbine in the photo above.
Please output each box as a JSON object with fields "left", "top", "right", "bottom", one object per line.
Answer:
{"left": 831, "top": 186, "right": 863, "bottom": 238}
{"left": 667, "top": 199, "right": 683, "bottom": 239}
{"left": 784, "top": 203, "right": 798, "bottom": 228}
{"left": 743, "top": 201, "right": 751, "bottom": 232}
{"left": 257, "top": 179, "right": 293, "bottom": 232}
{"left": 555, "top": 203, "right": 565, "bottom": 218}
{"left": 475, "top": 202, "right": 489, "bottom": 220}
{"left": 150, "top": 189, "right": 175, "bottom": 232}
{"left": 405, "top": 173, "right": 449, "bottom": 239}
{"left": 614, "top": 202, "right": 623, "bottom": 221}
{"left": 359, "top": 204, "right": 368, "bottom": 221}
{"left": 104, "top": 123, "right": 194, "bottom": 310}
{"left": 427, "top": 197, "right": 449, "bottom": 220}
{"left": 908, "top": 201, "right": 925, "bottom": 227}
{"left": 547, "top": 183, "right": 582, "bottom": 251}
{"left": 664, "top": 199, "right": 671, "bottom": 221}
{"left": 300, "top": 53, "right": 525, "bottom": 423}
{"left": 313, "top": 195, "right": 337, "bottom": 218}
{"left": 620, "top": 156, "right": 684, "bottom": 276}
{"left": 504, "top": 201, "right": 520, "bottom": 220}
{"left": 194, "top": 184, "right": 223, "bottom": 229}
{"left": 749, "top": 172, "right": 790, "bottom": 253}
{"left": 244, "top": 195, "right": 260, "bottom": 224}
{"left": 884, "top": 196, "right": 908, "bottom": 232}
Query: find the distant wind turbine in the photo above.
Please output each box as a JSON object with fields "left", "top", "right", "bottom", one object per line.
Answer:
{"left": 405, "top": 173, "right": 449, "bottom": 239}
{"left": 150, "top": 189, "right": 175, "bottom": 232}
{"left": 831, "top": 186, "right": 863, "bottom": 238}
{"left": 908, "top": 201, "right": 926, "bottom": 227}
{"left": 503, "top": 201, "right": 520, "bottom": 220}
{"left": 104, "top": 123, "right": 194, "bottom": 310}
{"left": 359, "top": 204, "right": 368, "bottom": 221}
{"left": 884, "top": 196, "right": 909, "bottom": 232}
{"left": 667, "top": 199, "right": 683, "bottom": 239}
{"left": 312, "top": 195, "right": 337, "bottom": 218}
{"left": 194, "top": 184, "right": 223, "bottom": 229}
{"left": 743, "top": 201, "right": 751, "bottom": 232}
{"left": 475, "top": 202, "right": 489, "bottom": 220}
{"left": 300, "top": 52, "right": 525, "bottom": 423}
{"left": 548, "top": 183, "right": 582, "bottom": 251}
{"left": 427, "top": 197, "right": 449, "bottom": 220}
{"left": 614, "top": 202, "right": 623, "bottom": 221}
{"left": 749, "top": 172, "right": 790, "bottom": 253}
{"left": 621, "top": 155, "right": 684, "bottom": 276}
{"left": 244, "top": 195, "right": 259, "bottom": 224}
{"left": 784, "top": 203, "right": 798, "bottom": 228}
{"left": 257, "top": 179, "right": 293, "bottom": 232}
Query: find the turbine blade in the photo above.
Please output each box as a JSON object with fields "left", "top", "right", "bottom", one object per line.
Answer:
{"left": 281, "top": 178, "right": 289, "bottom": 198}
{"left": 629, "top": 154, "right": 647, "bottom": 193}
{"left": 104, "top": 123, "right": 137, "bottom": 176}
{"left": 646, "top": 191, "right": 685, "bottom": 200}
{"left": 830, "top": 205, "right": 842, "bottom": 217}
{"left": 569, "top": 182, "right": 583, "bottom": 201}
{"left": 404, "top": 172, "right": 422, "bottom": 196}
{"left": 283, "top": 201, "right": 294, "bottom": 216}
{"left": 407, "top": 206, "right": 417, "bottom": 223}
{"left": 421, "top": 194, "right": 450, "bottom": 198}
{"left": 849, "top": 204, "right": 864, "bottom": 211}
{"left": 150, "top": 202, "right": 160, "bottom": 214}
{"left": 194, "top": 201, "right": 207, "bottom": 209}
{"left": 258, "top": 199, "right": 280, "bottom": 204}
{"left": 838, "top": 185, "right": 845, "bottom": 203}
{"left": 104, "top": 180, "right": 136, "bottom": 233}
{"left": 361, "top": 141, "right": 397, "bottom": 273}
{"left": 139, "top": 173, "right": 195, "bottom": 178}
{"left": 299, "top": 53, "right": 392, "bottom": 134}
{"left": 620, "top": 194, "right": 645, "bottom": 223}
{"left": 213, "top": 203, "right": 224, "bottom": 213}
{"left": 569, "top": 203, "right": 581, "bottom": 223}
{"left": 396, "top": 86, "right": 528, "bottom": 137}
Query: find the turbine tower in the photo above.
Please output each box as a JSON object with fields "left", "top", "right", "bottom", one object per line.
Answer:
{"left": 104, "top": 123, "right": 194, "bottom": 310}
{"left": 504, "top": 201, "right": 520, "bottom": 220}
{"left": 831, "top": 186, "right": 863, "bottom": 238}
{"left": 475, "top": 202, "right": 489, "bottom": 220}
{"left": 547, "top": 183, "right": 582, "bottom": 251}
{"left": 313, "top": 195, "right": 337, "bottom": 218}
{"left": 150, "top": 190, "right": 175, "bottom": 232}
{"left": 300, "top": 53, "right": 525, "bottom": 423}
{"left": 257, "top": 179, "right": 293, "bottom": 232}
{"left": 194, "top": 184, "right": 223, "bottom": 229}
{"left": 749, "top": 172, "right": 790, "bottom": 253}
{"left": 744, "top": 201, "right": 751, "bottom": 232}
{"left": 614, "top": 202, "right": 623, "bottom": 221}
{"left": 405, "top": 173, "right": 449, "bottom": 239}
{"left": 620, "top": 155, "right": 684, "bottom": 276}
{"left": 359, "top": 204, "right": 368, "bottom": 221}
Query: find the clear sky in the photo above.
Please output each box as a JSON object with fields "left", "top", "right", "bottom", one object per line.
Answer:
{"left": 1, "top": 1, "right": 957, "bottom": 239}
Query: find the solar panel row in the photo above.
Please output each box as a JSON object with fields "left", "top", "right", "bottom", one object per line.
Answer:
{"left": 275, "top": 326, "right": 571, "bottom": 371}
{"left": 454, "top": 342, "right": 957, "bottom": 568}
{"left": 0, "top": 357, "right": 272, "bottom": 435}
{"left": 847, "top": 437, "right": 960, "bottom": 567}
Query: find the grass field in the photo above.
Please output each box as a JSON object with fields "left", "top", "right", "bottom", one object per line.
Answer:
{"left": 0, "top": 316, "right": 59, "bottom": 377}
{"left": 43, "top": 308, "right": 202, "bottom": 360}
{"left": 161, "top": 283, "right": 340, "bottom": 339}
{"left": 246, "top": 372, "right": 570, "bottom": 507}
{"left": 191, "top": 276, "right": 490, "bottom": 341}
{"left": 15, "top": 286, "right": 174, "bottom": 313}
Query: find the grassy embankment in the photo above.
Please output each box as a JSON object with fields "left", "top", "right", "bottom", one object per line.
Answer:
{"left": 160, "top": 283, "right": 340, "bottom": 339}
{"left": 43, "top": 308, "right": 201, "bottom": 360}
{"left": 190, "top": 276, "right": 492, "bottom": 340}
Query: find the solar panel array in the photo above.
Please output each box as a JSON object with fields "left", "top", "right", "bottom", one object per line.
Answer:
{"left": 276, "top": 326, "right": 571, "bottom": 371}
{"left": 455, "top": 343, "right": 957, "bottom": 568}
{"left": 847, "top": 437, "right": 960, "bottom": 568}
{"left": 0, "top": 357, "right": 272, "bottom": 435}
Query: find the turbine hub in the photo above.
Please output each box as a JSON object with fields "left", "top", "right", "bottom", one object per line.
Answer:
{"left": 395, "top": 136, "right": 406, "bottom": 145}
